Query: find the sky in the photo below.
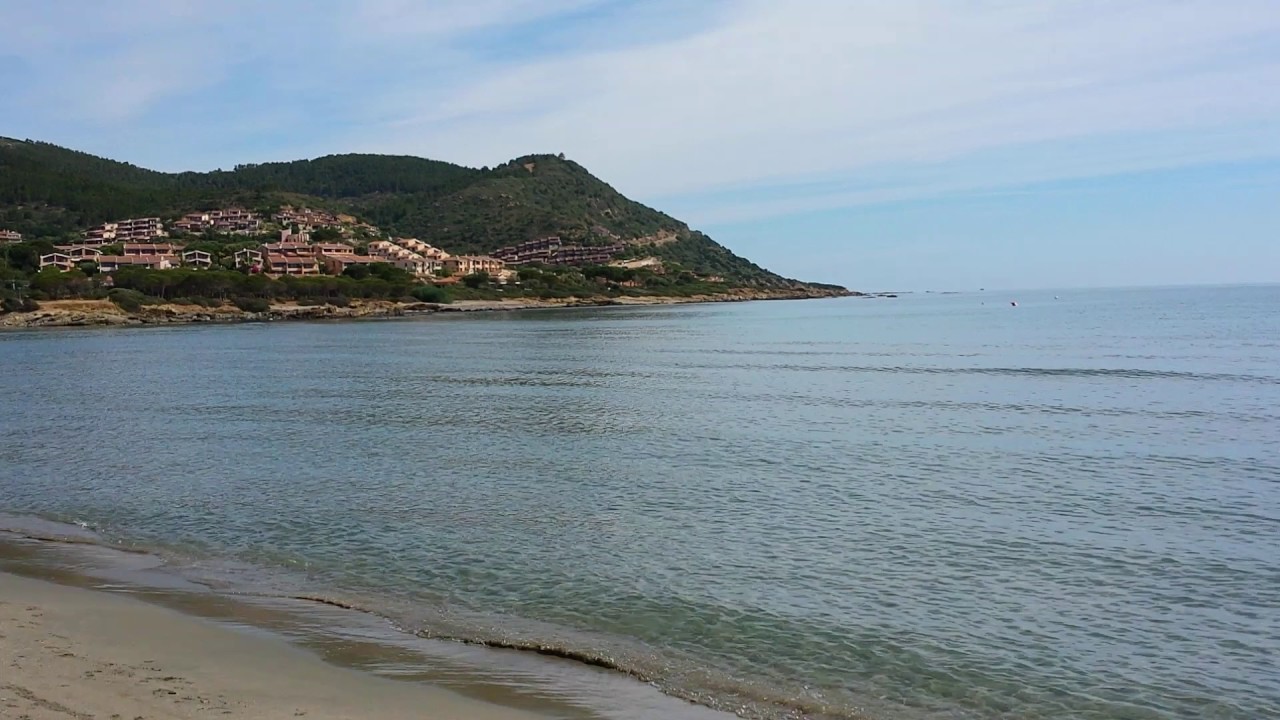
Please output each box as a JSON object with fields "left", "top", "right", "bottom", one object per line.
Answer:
{"left": 2, "top": 0, "right": 1278, "bottom": 290}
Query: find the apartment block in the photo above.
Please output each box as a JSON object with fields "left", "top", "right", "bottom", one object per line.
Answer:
{"left": 97, "top": 255, "right": 177, "bottom": 272}
{"left": 443, "top": 255, "right": 506, "bottom": 277}
{"left": 172, "top": 208, "right": 263, "bottom": 235}
{"left": 264, "top": 254, "right": 320, "bottom": 276}
{"left": 319, "top": 253, "right": 381, "bottom": 276}
{"left": 84, "top": 217, "right": 167, "bottom": 243}
{"left": 123, "top": 243, "right": 184, "bottom": 257}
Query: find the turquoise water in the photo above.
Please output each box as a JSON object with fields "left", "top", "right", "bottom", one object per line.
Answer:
{"left": 2, "top": 286, "right": 1278, "bottom": 719}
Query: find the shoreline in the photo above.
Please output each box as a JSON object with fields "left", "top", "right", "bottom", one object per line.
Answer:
{"left": 0, "top": 570, "right": 554, "bottom": 720}
{"left": 0, "top": 287, "right": 855, "bottom": 329}
{"left": 0, "top": 519, "right": 738, "bottom": 720}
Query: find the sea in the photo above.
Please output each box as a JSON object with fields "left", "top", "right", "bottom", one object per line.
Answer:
{"left": 1, "top": 285, "right": 1277, "bottom": 720}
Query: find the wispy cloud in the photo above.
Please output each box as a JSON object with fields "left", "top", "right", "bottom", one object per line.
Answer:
{"left": 353, "top": 0, "right": 1280, "bottom": 202}
{"left": 3, "top": 0, "right": 1279, "bottom": 223}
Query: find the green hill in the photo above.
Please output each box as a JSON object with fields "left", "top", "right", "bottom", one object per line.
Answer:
{"left": 0, "top": 138, "right": 836, "bottom": 289}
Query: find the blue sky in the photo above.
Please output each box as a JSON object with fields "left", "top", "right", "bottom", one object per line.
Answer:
{"left": 2, "top": 0, "right": 1278, "bottom": 290}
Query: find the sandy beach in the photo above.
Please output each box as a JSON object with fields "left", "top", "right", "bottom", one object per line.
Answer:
{"left": 0, "top": 571, "right": 546, "bottom": 720}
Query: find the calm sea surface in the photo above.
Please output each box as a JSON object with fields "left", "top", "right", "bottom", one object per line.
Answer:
{"left": 2, "top": 286, "right": 1278, "bottom": 719}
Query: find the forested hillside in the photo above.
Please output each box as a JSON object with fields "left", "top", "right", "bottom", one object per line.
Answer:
{"left": 0, "top": 138, "right": 819, "bottom": 288}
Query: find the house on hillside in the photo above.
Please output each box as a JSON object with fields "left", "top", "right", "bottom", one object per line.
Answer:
{"left": 181, "top": 250, "right": 214, "bottom": 269}
{"left": 396, "top": 238, "right": 449, "bottom": 260}
{"left": 172, "top": 208, "right": 262, "bottom": 235}
{"left": 84, "top": 217, "right": 166, "bottom": 244}
{"left": 311, "top": 242, "right": 355, "bottom": 256}
{"left": 493, "top": 236, "right": 561, "bottom": 264}
{"left": 319, "top": 253, "right": 381, "bottom": 276}
{"left": 264, "top": 254, "right": 319, "bottom": 276}
{"left": 123, "top": 243, "right": 184, "bottom": 257}
{"left": 366, "top": 240, "right": 439, "bottom": 276}
{"left": 443, "top": 255, "right": 505, "bottom": 277}
{"left": 58, "top": 245, "right": 104, "bottom": 260}
{"left": 96, "top": 255, "right": 176, "bottom": 272}
{"left": 279, "top": 228, "right": 311, "bottom": 244}
{"left": 261, "top": 241, "right": 314, "bottom": 257}
{"left": 0, "top": 229, "right": 22, "bottom": 243}
{"left": 234, "top": 248, "right": 264, "bottom": 269}
{"left": 39, "top": 253, "right": 75, "bottom": 271}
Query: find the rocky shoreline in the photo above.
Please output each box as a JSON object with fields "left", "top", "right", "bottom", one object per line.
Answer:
{"left": 0, "top": 287, "right": 855, "bottom": 329}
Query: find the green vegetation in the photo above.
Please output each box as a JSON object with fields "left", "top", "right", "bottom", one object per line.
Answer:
{"left": 0, "top": 138, "right": 841, "bottom": 291}
{"left": 1, "top": 264, "right": 445, "bottom": 314}
{"left": 232, "top": 296, "right": 270, "bottom": 313}
{"left": 107, "top": 288, "right": 156, "bottom": 312}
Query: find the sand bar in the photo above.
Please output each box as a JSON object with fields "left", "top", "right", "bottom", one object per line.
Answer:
{"left": 0, "top": 571, "right": 548, "bottom": 720}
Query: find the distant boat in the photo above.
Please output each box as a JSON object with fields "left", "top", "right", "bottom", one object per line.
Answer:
{"left": 1010, "top": 301, "right": 1018, "bottom": 307}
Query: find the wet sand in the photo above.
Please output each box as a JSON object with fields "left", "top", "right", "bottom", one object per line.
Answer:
{"left": 0, "top": 571, "right": 547, "bottom": 720}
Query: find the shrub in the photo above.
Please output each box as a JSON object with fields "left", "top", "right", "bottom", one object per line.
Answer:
{"left": 172, "top": 296, "right": 220, "bottom": 307}
{"left": 1, "top": 296, "right": 39, "bottom": 313}
{"left": 462, "top": 271, "right": 490, "bottom": 288}
{"left": 232, "top": 296, "right": 270, "bottom": 313}
{"left": 410, "top": 285, "right": 450, "bottom": 303}
{"left": 328, "top": 295, "right": 350, "bottom": 307}
{"left": 108, "top": 288, "right": 155, "bottom": 312}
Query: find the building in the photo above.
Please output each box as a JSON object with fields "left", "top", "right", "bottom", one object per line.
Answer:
{"left": 39, "top": 253, "right": 75, "bottom": 271}
{"left": 396, "top": 238, "right": 449, "bottom": 260}
{"left": 279, "top": 228, "right": 311, "bottom": 244}
{"left": 55, "top": 245, "right": 105, "bottom": 260}
{"left": 0, "top": 229, "right": 22, "bottom": 243}
{"left": 493, "top": 236, "right": 562, "bottom": 264}
{"left": 97, "top": 255, "right": 177, "bottom": 272}
{"left": 234, "top": 248, "right": 264, "bottom": 269}
{"left": 172, "top": 208, "right": 262, "bottom": 235}
{"left": 311, "top": 242, "right": 355, "bottom": 256}
{"left": 548, "top": 244, "right": 624, "bottom": 266}
{"left": 181, "top": 250, "right": 214, "bottom": 269}
{"left": 319, "top": 253, "right": 381, "bottom": 276}
{"left": 366, "top": 240, "right": 439, "bottom": 276}
{"left": 264, "top": 254, "right": 319, "bottom": 276}
{"left": 84, "top": 217, "right": 166, "bottom": 243}
{"left": 261, "top": 242, "right": 314, "bottom": 257}
{"left": 274, "top": 206, "right": 343, "bottom": 230}
{"left": 443, "top": 255, "right": 505, "bottom": 277}
{"left": 123, "top": 243, "right": 184, "bottom": 257}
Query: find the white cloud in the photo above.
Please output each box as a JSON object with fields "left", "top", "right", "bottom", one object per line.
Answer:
{"left": 350, "top": 0, "right": 1280, "bottom": 207}
{"left": 4, "top": 0, "right": 1278, "bottom": 221}
{"left": 344, "top": 0, "right": 604, "bottom": 37}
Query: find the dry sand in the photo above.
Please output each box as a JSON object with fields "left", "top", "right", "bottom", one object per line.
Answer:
{"left": 0, "top": 572, "right": 546, "bottom": 720}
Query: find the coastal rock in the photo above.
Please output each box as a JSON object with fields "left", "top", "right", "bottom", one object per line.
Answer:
{"left": 1, "top": 291, "right": 849, "bottom": 329}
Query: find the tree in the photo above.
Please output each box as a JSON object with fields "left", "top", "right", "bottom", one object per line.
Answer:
{"left": 462, "top": 271, "right": 490, "bottom": 288}
{"left": 31, "top": 267, "right": 89, "bottom": 299}
{"left": 343, "top": 264, "right": 371, "bottom": 280}
{"left": 311, "top": 227, "right": 344, "bottom": 242}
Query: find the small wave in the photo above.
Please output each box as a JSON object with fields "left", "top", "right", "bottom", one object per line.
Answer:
{"left": 674, "top": 362, "right": 1280, "bottom": 384}
{"left": 0, "top": 517, "right": 153, "bottom": 555}
{"left": 279, "top": 593, "right": 867, "bottom": 720}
